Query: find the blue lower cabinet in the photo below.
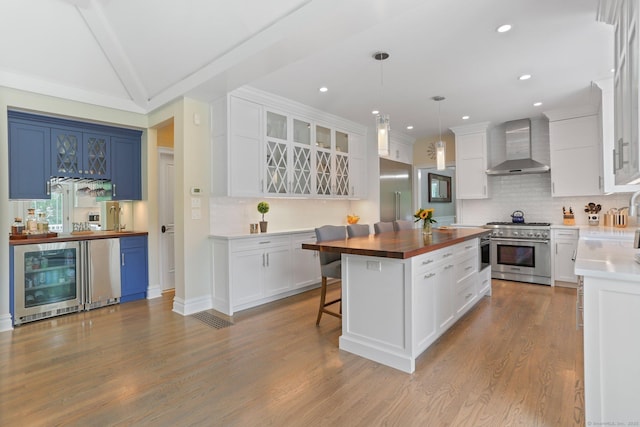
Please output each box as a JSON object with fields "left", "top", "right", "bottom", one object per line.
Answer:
{"left": 120, "top": 236, "right": 148, "bottom": 303}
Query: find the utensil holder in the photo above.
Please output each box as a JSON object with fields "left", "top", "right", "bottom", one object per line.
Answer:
{"left": 614, "top": 214, "right": 628, "bottom": 228}
{"left": 588, "top": 214, "right": 600, "bottom": 226}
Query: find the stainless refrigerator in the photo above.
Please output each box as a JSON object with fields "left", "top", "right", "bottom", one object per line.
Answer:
{"left": 379, "top": 158, "right": 413, "bottom": 222}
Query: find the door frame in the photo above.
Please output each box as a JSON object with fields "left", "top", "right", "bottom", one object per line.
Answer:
{"left": 158, "top": 147, "right": 175, "bottom": 291}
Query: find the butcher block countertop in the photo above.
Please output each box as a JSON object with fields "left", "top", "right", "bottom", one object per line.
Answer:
{"left": 302, "top": 227, "right": 489, "bottom": 259}
{"left": 9, "top": 230, "right": 148, "bottom": 246}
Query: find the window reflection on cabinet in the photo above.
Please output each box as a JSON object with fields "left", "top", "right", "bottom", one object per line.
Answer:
{"left": 316, "top": 125, "right": 331, "bottom": 149}
{"left": 293, "top": 119, "right": 311, "bottom": 145}
{"left": 266, "top": 111, "right": 287, "bottom": 140}
{"left": 336, "top": 130, "right": 349, "bottom": 153}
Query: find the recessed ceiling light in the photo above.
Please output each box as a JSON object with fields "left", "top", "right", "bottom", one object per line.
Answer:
{"left": 611, "top": 68, "right": 615, "bottom": 73}
{"left": 496, "top": 24, "right": 512, "bottom": 33}
{"left": 533, "top": 102, "right": 543, "bottom": 107}
{"left": 406, "top": 125, "right": 414, "bottom": 130}
{"left": 519, "top": 74, "right": 532, "bottom": 80}
{"left": 319, "top": 86, "right": 328, "bottom": 93}
{"left": 462, "top": 115, "right": 470, "bottom": 120}
{"left": 372, "top": 110, "right": 379, "bottom": 115}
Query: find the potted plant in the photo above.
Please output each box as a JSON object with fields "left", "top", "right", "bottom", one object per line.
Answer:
{"left": 414, "top": 207, "right": 437, "bottom": 235}
{"left": 257, "top": 201, "right": 270, "bottom": 233}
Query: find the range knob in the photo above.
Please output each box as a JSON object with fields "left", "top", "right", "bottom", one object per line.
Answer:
{"left": 528, "top": 232, "right": 534, "bottom": 237}
{"left": 513, "top": 231, "right": 519, "bottom": 236}
{"left": 542, "top": 232, "right": 548, "bottom": 238}
{"left": 535, "top": 232, "right": 542, "bottom": 238}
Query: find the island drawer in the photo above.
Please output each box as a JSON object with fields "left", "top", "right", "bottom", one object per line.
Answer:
{"left": 413, "top": 246, "right": 456, "bottom": 274}
{"left": 455, "top": 254, "right": 477, "bottom": 283}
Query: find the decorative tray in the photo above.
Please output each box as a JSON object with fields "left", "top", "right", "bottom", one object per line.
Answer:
{"left": 10, "top": 232, "right": 59, "bottom": 240}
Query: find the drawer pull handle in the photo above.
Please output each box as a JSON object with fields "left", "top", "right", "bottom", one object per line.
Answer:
{"left": 424, "top": 273, "right": 436, "bottom": 279}
{"left": 465, "top": 245, "right": 473, "bottom": 249}
{"left": 465, "top": 293, "right": 473, "bottom": 300}
{"left": 259, "top": 241, "right": 271, "bottom": 244}
{"left": 422, "top": 259, "right": 434, "bottom": 265}
{"left": 445, "top": 264, "right": 454, "bottom": 270}
{"left": 465, "top": 266, "right": 473, "bottom": 271}
{"left": 443, "top": 253, "right": 453, "bottom": 258}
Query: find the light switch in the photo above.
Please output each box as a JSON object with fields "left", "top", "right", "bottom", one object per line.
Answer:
{"left": 191, "top": 197, "right": 201, "bottom": 208}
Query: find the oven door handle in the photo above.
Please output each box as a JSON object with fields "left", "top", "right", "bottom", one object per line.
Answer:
{"left": 491, "top": 238, "right": 549, "bottom": 244}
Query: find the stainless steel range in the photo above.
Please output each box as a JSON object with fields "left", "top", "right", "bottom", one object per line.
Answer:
{"left": 484, "top": 222, "right": 552, "bottom": 285}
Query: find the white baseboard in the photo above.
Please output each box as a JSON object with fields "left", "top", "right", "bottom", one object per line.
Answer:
{"left": 146, "top": 284, "right": 162, "bottom": 299}
{"left": 0, "top": 313, "right": 14, "bottom": 332}
{"left": 172, "top": 294, "right": 213, "bottom": 316}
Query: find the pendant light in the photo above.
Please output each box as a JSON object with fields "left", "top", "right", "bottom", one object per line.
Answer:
{"left": 374, "top": 52, "right": 390, "bottom": 156}
{"left": 432, "top": 96, "right": 446, "bottom": 170}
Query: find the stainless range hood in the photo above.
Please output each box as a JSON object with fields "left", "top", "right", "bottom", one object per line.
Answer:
{"left": 486, "top": 118, "right": 550, "bottom": 175}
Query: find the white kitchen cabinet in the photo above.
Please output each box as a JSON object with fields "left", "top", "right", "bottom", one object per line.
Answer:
{"left": 552, "top": 228, "right": 579, "bottom": 284}
{"left": 477, "top": 266, "right": 491, "bottom": 296}
{"left": 413, "top": 268, "right": 438, "bottom": 349}
{"left": 348, "top": 133, "right": 367, "bottom": 198}
{"left": 546, "top": 112, "right": 602, "bottom": 197}
{"left": 290, "top": 232, "right": 321, "bottom": 289}
{"left": 212, "top": 87, "right": 367, "bottom": 199}
{"left": 381, "top": 134, "right": 414, "bottom": 165}
{"left": 211, "top": 95, "right": 263, "bottom": 197}
{"left": 211, "top": 230, "right": 321, "bottom": 315}
{"left": 451, "top": 122, "right": 490, "bottom": 199}
{"left": 599, "top": 1, "right": 640, "bottom": 185}
{"left": 583, "top": 275, "right": 640, "bottom": 424}
{"left": 434, "top": 261, "right": 455, "bottom": 331}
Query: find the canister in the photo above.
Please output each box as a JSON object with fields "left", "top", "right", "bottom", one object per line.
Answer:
{"left": 614, "top": 214, "right": 628, "bottom": 228}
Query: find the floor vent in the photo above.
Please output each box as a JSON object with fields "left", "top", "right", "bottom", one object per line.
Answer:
{"left": 190, "top": 311, "right": 234, "bottom": 329}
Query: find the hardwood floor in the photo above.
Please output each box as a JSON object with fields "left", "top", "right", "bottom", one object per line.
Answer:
{"left": 0, "top": 280, "right": 584, "bottom": 426}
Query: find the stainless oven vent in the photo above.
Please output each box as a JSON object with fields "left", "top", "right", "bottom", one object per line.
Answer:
{"left": 486, "top": 118, "right": 550, "bottom": 175}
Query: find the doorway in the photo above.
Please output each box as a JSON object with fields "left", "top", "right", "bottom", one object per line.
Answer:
{"left": 416, "top": 167, "right": 456, "bottom": 226}
{"left": 159, "top": 149, "right": 175, "bottom": 291}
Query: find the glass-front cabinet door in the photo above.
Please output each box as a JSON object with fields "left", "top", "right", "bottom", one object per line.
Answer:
{"left": 83, "top": 133, "right": 110, "bottom": 179}
{"left": 266, "top": 111, "right": 289, "bottom": 194}
{"left": 291, "top": 119, "right": 312, "bottom": 195}
{"left": 335, "top": 130, "right": 350, "bottom": 196}
{"left": 315, "top": 125, "right": 332, "bottom": 195}
{"left": 52, "top": 129, "right": 110, "bottom": 179}
{"left": 52, "top": 128, "right": 82, "bottom": 177}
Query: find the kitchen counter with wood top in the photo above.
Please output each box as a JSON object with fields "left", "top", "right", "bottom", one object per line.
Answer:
{"left": 302, "top": 227, "right": 489, "bottom": 259}
{"left": 9, "top": 231, "right": 148, "bottom": 245}
{"left": 303, "top": 227, "right": 491, "bottom": 373}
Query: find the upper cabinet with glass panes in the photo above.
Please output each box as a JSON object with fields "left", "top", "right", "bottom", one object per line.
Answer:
{"left": 51, "top": 129, "right": 110, "bottom": 180}
{"left": 213, "top": 87, "right": 367, "bottom": 199}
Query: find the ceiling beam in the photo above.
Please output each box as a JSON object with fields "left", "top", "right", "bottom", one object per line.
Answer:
{"left": 76, "top": 0, "right": 149, "bottom": 108}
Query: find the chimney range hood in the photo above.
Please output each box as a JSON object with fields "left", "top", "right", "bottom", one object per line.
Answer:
{"left": 486, "top": 118, "right": 550, "bottom": 175}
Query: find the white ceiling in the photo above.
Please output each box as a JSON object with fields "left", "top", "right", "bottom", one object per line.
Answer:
{"left": 0, "top": 0, "right": 613, "bottom": 139}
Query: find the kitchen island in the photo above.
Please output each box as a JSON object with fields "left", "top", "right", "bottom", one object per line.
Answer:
{"left": 303, "top": 227, "right": 490, "bottom": 373}
{"left": 574, "top": 233, "right": 640, "bottom": 425}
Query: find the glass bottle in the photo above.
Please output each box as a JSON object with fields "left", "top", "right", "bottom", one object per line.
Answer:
{"left": 26, "top": 209, "right": 37, "bottom": 234}
{"left": 11, "top": 217, "right": 24, "bottom": 236}
{"left": 37, "top": 212, "right": 49, "bottom": 234}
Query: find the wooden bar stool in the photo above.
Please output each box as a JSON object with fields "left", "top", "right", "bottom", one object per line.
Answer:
{"left": 314, "top": 225, "right": 346, "bottom": 325}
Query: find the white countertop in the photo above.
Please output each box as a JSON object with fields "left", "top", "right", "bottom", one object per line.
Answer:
{"left": 575, "top": 227, "right": 640, "bottom": 282}
{"left": 210, "top": 228, "right": 315, "bottom": 240}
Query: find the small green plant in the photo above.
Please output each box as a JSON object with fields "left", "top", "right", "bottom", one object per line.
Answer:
{"left": 257, "top": 201, "right": 270, "bottom": 221}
